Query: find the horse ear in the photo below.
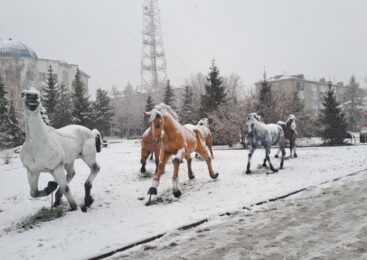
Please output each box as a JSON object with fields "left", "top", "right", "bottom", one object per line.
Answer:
{"left": 144, "top": 111, "right": 151, "bottom": 116}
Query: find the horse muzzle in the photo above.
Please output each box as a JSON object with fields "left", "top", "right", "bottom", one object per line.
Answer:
{"left": 25, "top": 99, "right": 40, "bottom": 111}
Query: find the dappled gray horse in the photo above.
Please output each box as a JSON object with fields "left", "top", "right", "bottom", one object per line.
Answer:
{"left": 246, "top": 113, "right": 285, "bottom": 174}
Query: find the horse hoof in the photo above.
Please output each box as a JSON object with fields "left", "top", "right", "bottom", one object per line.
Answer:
{"left": 173, "top": 189, "right": 182, "bottom": 198}
{"left": 294, "top": 154, "right": 298, "bottom": 158}
{"left": 81, "top": 205, "right": 87, "bottom": 212}
{"left": 211, "top": 173, "right": 219, "bottom": 179}
{"left": 273, "top": 169, "right": 279, "bottom": 173}
{"left": 53, "top": 200, "right": 61, "bottom": 207}
{"left": 189, "top": 174, "right": 195, "bottom": 180}
{"left": 147, "top": 187, "right": 157, "bottom": 195}
{"left": 84, "top": 196, "right": 94, "bottom": 207}
{"left": 47, "top": 181, "right": 58, "bottom": 193}
{"left": 246, "top": 170, "right": 252, "bottom": 175}
{"left": 140, "top": 168, "right": 146, "bottom": 173}
{"left": 69, "top": 205, "right": 78, "bottom": 212}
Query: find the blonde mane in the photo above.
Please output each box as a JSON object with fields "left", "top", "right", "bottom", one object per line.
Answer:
{"left": 148, "top": 103, "right": 179, "bottom": 123}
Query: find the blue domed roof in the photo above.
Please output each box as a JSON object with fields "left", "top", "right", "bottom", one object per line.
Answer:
{"left": 0, "top": 39, "right": 38, "bottom": 58}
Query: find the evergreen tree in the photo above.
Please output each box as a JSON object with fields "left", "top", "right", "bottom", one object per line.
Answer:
{"left": 258, "top": 70, "right": 272, "bottom": 122}
{"left": 54, "top": 83, "right": 73, "bottom": 128}
{"left": 180, "top": 86, "right": 193, "bottom": 124}
{"left": 42, "top": 65, "right": 60, "bottom": 126}
{"left": 344, "top": 75, "right": 363, "bottom": 131}
{"left": 319, "top": 84, "right": 347, "bottom": 145}
{"left": 200, "top": 60, "right": 226, "bottom": 118}
{"left": 93, "top": 88, "right": 114, "bottom": 136}
{"left": 0, "top": 75, "right": 11, "bottom": 148}
{"left": 163, "top": 79, "right": 175, "bottom": 109}
{"left": 143, "top": 94, "right": 155, "bottom": 127}
{"left": 71, "top": 68, "right": 90, "bottom": 127}
{"left": 7, "top": 98, "right": 24, "bottom": 146}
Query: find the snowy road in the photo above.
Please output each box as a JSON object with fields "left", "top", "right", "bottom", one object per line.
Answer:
{"left": 1, "top": 141, "right": 367, "bottom": 259}
{"left": 111, "top": 171, "right": 367, "bottom": 260}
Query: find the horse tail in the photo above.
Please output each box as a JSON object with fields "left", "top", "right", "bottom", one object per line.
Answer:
{"left": 92, "top": 129, "right": 102, "bottom": 153}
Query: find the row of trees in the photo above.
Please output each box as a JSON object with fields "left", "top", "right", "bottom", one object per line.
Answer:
{"left": 42, "top": 66, "right": 114, "bottom": 136}
{"left": 141, "top": 60, "right": 360, "bottom": 146}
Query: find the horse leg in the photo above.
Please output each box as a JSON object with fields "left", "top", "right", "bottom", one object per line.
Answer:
{"left": 82, "top": 160, "right": 100, "bottom": 211}
{"left": 266, "top": 148, "right": 278, "bottom": 173}
{"left": 206, "top": 134, "right": 214, "bottom": 159}
{"left": 195, "top": 141, "right": 219, "bottom": 179}
{"left": 172, "top": 157, "right": 182, "bottom": 198}
{"left": 274, "top": 148, "right": 280, "bottom": 158}
{"left": 289, "top": 139, "right": 293, "bottom": 158}
{"left": 54, "top": 163, "right": 75, "bottom": 207}
{"left": 280, "top": 144, "right": 286, "bottom": 169}
{"left": 263, "top": 157, "right": 267, "bottom": 167}
{"left": 153, "top": 148, "right": 160, "bottom": 174}
{"left": 208, "top": 142, "right": 214, "bottom": 159}
{"left": 147, "top": 151, "right": 171, "bottom": 197}
{"left": 140, "top": 148, "right": 149, "bottom": 173}
{"left": 52, "top": 165, "right": 77, "bottom": 211}
{"left": 292, "top": 137, "right": 298, "bottom": 158}
{"left": 27, "top": 170, "right": 58, "bottom": 198}
{"left": 246, "top": 146, "right": 256, "bottom": 174}
{"left": 186, "top": 154, "right": 195, "bottom": 180}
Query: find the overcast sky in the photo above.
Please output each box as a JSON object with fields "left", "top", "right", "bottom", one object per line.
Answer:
{"left": 1, "top": 0, "right": 367, "bottom": 94}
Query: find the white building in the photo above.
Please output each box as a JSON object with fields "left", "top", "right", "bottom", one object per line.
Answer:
{"left": 0, "top": 38, "right": 89, "bottom": 116}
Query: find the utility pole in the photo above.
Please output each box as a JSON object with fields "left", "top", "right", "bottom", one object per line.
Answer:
{"left": 141, "top": 0, "right": 167, "bottom": 93}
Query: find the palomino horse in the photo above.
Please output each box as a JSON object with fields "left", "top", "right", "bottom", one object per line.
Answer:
{"left": 196, "top": 118, "right": 214, "bottom": 159}
{"left": 145, "top": 104, "right": 219, "bottom": 202}
{"left": 275, "top": 114, "right": 297, "bottom": 158}
{"left": 20, "top": 89, "right": 101, "bottom": 212}
{"left": 246, "top": 113, "right": 285, "bottom": 174}
{"left": 140, "top": 127, "right": 160, "bottom": 173}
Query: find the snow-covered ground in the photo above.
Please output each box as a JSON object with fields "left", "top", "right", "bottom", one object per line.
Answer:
{"left": 116, "top": 168, "right": 367, "bottom": 260}
{"left": 0, "top": 140, "right": 366, "bottom": 259}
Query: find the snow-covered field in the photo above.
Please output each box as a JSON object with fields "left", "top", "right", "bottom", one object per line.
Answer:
{"left": 0, "top": 140, "right": 366, "bottom": 259}
{"left": 114, "top": 168, "right": 367, "bottom": 260}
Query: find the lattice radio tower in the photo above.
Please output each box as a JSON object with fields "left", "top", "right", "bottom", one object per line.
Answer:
{"left": 141, "top": 0, "right": 167, "bottom": 93}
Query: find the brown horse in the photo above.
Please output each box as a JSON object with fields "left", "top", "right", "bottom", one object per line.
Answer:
{"left": 275, "top": 114, "right": 298, "bottom": 158}
{"left": 140, "top": 127, "right": 160, "bottom": 173}
{"left": 145, "top": 104, "right": 219, "bottom": 202}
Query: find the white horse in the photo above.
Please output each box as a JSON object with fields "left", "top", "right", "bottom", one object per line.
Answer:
{"left": 196, "top": 118, "right": 214, "bottom": 159}
{"left": 20, "top": 89, "right": 101, "bottom": 212}
{"left": 245, "top": 113, "right": 285, "bottom": 174}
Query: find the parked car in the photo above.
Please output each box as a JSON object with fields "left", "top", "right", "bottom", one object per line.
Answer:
{"left": 360, "top": 128, "right": 367, "bottom": 143}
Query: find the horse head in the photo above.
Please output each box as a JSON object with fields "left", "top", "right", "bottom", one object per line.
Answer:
{"left": 198, "top": 118, "right": 209, "bottom": 128}
{"left": 145, "top": 108, "right": 164, "bottom": 144}
{"left": 287, "top": 114, "right": 297, "bottom": 131}
{"left": 288, "top": 114, "right": 297, "bottom": 121}
{"left": 21, "top": 89, "right": 41, "bottom": 113}
{"left": 246, "top": 113, "right": 261, "bottom": 130}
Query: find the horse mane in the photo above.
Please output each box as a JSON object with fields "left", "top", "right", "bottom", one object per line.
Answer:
{"left": 149, "top": 103, "right": 179, "bottom": 122}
